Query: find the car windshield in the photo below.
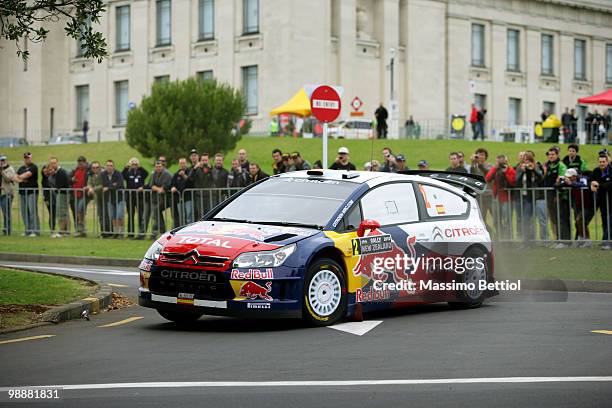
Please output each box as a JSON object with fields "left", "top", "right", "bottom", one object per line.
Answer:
{"left": 211, "top": 177, "right": 359, "bottom": 228}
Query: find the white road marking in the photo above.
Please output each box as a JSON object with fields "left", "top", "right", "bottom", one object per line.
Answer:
{"left": 327, "top": 320, "right": 383, "bottom": 336}
{"left": 2, "top": 377, "right": 612, "bottom": 391}
{"left": 0, "top": 264, "right": 138, "bottom": 276}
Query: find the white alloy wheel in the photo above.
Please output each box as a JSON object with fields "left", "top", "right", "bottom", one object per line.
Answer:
{"left": 308, "top": 269, "right": 342, "bottom": 317}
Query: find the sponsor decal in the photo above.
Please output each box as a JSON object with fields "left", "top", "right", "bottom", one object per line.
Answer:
{"left": 247, "top": 303, "right": 271, "bottom": 309}
{"left": 230, "top": 268, "right": 274, "bottom": 280}
{"left": 160, "top": 269, "right": 217, "bottom": 283}
{"left": 139, "top": 259, "right": 152, "bottom": 271}
{"left": 355, "top": 287, "right": 391, "bottom": 303}
{"left": 177, "top": 292, "right": 195, "bottom": 305}
{"left": 444, "top": 226, "right": 486, "bottom": 238}
{"left": 204, "top": 225, "right": 268, "bottom": 241}
{"left": 432, "top": 226, "right": 444, "bottom": 241}
{"left": 239, "top": 281, "right": 273, "bottom": 301}
{"left": 332, "top": 200, "right": 354, "bottom": 228}
{"left": 176, "top": 236, "right": 233, "bottom": 247}
{"left": 352, "top": 233, "right": 393, "bottom": 256}
{"left": 435, "top": 204, "right": 446, "bottom": 215}
{"left": 352, "top": 230, "right": 418, "bottom": 283}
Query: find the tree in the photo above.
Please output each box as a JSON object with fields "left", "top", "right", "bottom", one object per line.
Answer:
{"left": 126, "top": 78, "right": 248, "bottom": 163}
{"left": 1, "top": 0, "right": 107, "bottom": 62}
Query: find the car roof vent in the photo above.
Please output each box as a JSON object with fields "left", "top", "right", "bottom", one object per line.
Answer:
{"left": 342, "top": 172, "right": 360, "bottom": 179}
{"left": 307, "top": 170, "right": 324, "bottom": 176}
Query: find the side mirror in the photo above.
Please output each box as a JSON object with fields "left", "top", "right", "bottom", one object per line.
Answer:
{"left": 357, "top": 219, "right": 380, "bottom": 237}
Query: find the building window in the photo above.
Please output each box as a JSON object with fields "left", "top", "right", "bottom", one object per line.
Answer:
{"left": 156, "top": 0, "right": 171, "bottom": 46}
{"left": 575, "top": 39, "right": 586, "bottom": 80}
{"left": 197, "top": 70, "right": 214, "bottom": 81}
{"left": 606, "top": 44, "right": 612, "bottom": 83}
{"left": 76, "top": 85, "right": 90, "bottom": 129}
{"left": 509, "top": 98, "right": 521, "bottom": 126}
{"left": 541, "top": 34, "right": 554, "bottom": 76}
{"left": 76, "top": 19, "right": 91, "bottom": 57}
{"left": 475, "top": 94, "right": 486, "bottom": 110}
{"left": 243, "top": 0, "right": 259, "bottom": 35}
{"left": 154, "top": 75, "right": 170, "bottom": 84}
{"left": 115, "top": 5, "right": 130, "bottom": 51}
{"left": 242, "top": 65, "right": 258, "bottom": 115}
{"left": 507, "top": 29, "right": 520, "bottom": 72}
{"left": 471, "top": 23, "right": 485, "bottom": 67}
{"left": 115, "top": 80, "right": 129, "bottom": 126}
{"left": 543, "top": 101, "right": 555, "bottom": 116}
{"left": 198, "top": 0, "right": 214, "bottom": 40}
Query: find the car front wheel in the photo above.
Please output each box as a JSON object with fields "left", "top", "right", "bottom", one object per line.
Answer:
{"left": 302, "top": 258, "right": 347, "bottom": 326}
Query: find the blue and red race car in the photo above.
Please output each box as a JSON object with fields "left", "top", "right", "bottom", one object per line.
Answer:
{"left": 138, "top": 170, "right": 496, "bottom": 326}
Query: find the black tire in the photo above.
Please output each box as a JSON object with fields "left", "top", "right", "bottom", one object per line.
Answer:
{"left": 302, "top": 258, "right": 347, "bottom": 326}
{"left": 157, "top": 309, "right": 204, "bottom": 323}
{"left": 448, "top": 246, "right": 490, "bottom": 309}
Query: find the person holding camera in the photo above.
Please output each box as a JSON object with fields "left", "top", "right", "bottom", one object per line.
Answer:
{"left": 485, "top": 155, "right": 516, "bottom": 239}
{"left": 0, "top": 154, "right": 19, "bottom": 235}
{"left": 515, "top": 152, "right": 544, "bottom": 244}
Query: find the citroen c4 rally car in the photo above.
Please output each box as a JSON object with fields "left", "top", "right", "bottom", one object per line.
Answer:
{"left": 138, "top": 170, "right": 497, "bottom": 326}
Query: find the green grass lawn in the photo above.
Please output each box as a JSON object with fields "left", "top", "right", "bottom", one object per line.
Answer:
{"left": 0, "top": 268, "right": 95, "bottom": 305}
{"left": 2, "top": 137, "right": 606, "bottom": 175}
{"left": 0, "top": 236, "right": 610, "bottom": 282}
{"left": 0, "top": 236, "right": 152, "bottom": 259}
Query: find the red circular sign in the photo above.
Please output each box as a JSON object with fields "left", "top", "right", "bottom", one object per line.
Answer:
{"left": 310, "top": 85, "right": 341, "bottom": 123}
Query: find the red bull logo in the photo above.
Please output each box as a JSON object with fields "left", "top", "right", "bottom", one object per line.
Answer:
{"left": 352, "top": 231, "right": 417, "bottom": 283}
{"left": 239, "top": 281, "right": 273, "bottom": 301}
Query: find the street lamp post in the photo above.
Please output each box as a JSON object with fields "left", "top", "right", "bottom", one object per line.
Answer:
{"left": 388, "top": 47, "right": 399, "bottom": 139}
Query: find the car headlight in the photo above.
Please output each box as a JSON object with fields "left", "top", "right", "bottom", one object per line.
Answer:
{"left": 233, "top": 244, "right": 296, "bottom": 268}
{"left": 144, "top": 241, "right": 164, "bottom": 261}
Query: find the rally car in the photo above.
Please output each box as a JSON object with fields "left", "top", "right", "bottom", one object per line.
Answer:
{"left": 138, "top": 170, "right": 496, "bottom": 326}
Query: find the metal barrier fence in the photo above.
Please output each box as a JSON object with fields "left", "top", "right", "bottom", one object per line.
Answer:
{"left": 0, "top": 186, "right": 609, "bottom": 245}
{"left": 482, "top": 186, "right": 611, "bottom": 245}
{"left": 0, "top": 187, "right": 242, "bottom": 238}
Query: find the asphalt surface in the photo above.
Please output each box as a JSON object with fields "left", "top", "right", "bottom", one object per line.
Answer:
{"left": 0, "top": 261, "right": 611, "bottom": 407}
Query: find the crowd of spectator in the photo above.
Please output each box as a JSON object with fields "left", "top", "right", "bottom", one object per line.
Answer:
{"left": 0, "top": 143, "right": 610, "bottom": 249}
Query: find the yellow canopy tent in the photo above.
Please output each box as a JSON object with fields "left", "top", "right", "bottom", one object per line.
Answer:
{"left": 269, "top": 88, "right": 311, "bottom": 117}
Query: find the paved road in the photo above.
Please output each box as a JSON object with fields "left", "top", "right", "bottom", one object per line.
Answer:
{"left": 0, "top": 262, "right": 611, "bottom": 407}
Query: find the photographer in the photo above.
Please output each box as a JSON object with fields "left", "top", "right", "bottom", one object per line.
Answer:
{"left": 0, "top": 154, "right": 19, "bottom": 235}
{"left": 563, "top": 168, "right": 594, "bottom": 247}
{"left": 470, "top": 148, "right": 493, "bottom": 231}
{"left": 543, "top": 148, "right": 571, "bottom": 248}
{"left": 485, "top": 155, "right": 516, "bottom": 239}
{"left": 515, "top": 152, "right": 544, "bottom": 243}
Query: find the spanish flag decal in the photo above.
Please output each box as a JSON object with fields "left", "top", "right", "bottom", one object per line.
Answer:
{"left": 177, "top": 293, "right": 195, "bottom": 305}
{"left": 435, "top": 204, "right": 446, "bottom": 215}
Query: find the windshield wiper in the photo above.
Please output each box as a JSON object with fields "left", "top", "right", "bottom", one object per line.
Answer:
{"left": 251, "top": 220, "right": 324, "bottom": 230}
{"left": 210, "top": 217, "right": 252, "bottom": 223}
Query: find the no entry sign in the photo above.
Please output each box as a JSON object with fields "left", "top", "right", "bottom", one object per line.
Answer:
{"left": 310, "top": 85, "right": 342, "bottom": 123}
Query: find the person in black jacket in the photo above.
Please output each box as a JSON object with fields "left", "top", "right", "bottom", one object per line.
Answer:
{"left": 100, "top": 159, "right": 125, "bottom": 238}
{"left": 590, "top": 154, "right": 612, "bottom": 249}
{"left": 329, "top": 147, "right": 357, "bottom": 170}
{"left": 248, "top": 163, "right": 268, "bottom": 185}
{"left": 228, "top": 159, "right": 248, "bottom": 188}
{"left": 188, "top": 153, "right": 213, "bottom": 219}
{"left": 122, "top": 158, "right": 148, "bottom": 239}
{"left": 515, "top": 152, "right": 544, "bottom": 243}
{"left": 47, "top": 157, "right": 71, "bottom": 237}
{"left": 170, "top": 158, "right": 190, "bottom": 228}
{"left": 41, "top": 164, "right": 56, "bottom": 235}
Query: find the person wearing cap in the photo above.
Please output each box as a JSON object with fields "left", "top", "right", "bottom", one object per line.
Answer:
{"left": 590, "top": 154, "right": 612, "bottom": 250}
{"left": 330, "top": 147, "right": 356, "bottom": 171}
{"left": 17, "top": 152, "right": 40, "bottom": 236}
{"left": 395, "top": 154, "right": 408, "bottom": 172}
{"left": 289, "top": 152, "right": 311, "bottom": 171}
{"left": 70, "top": 156, "right": 89, "bottom": 237}
{"left": 562, "top": 168, "right": 594, "bottom": 247}
{"left": 100, "top": 159, "right": 125, "bottom": 238}
{"left": 0, "top": 154, "right": 19, "bottom": 235}
{"left": 417, "top": 160, "right": 429, "bottom": 170}
{"left": 122, "top": 157, "right": 149, "bottom": 239}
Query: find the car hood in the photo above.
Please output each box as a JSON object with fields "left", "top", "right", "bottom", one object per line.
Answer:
{"left": 157, "top": 221, "right": 319, "bottom": 266}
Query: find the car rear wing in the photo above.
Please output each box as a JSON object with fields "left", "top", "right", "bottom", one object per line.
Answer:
{"left": 398, "top": 170, "right": 487, "bottom": 195}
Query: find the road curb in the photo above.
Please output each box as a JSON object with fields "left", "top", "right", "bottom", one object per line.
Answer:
{"left": 0, "top": 269, "right": 114, "bottom": 335}
{"left": 0, "top": 252, "right": 139, "bottom": 267}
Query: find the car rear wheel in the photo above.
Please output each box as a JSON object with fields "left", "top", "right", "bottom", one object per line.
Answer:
{"left": 303, "top": 258, "right": 347, "bottom": 326}
{"left": 157, "top": 310, "right": 204, "bottom": 324}
{"left": 448, "top": 246, "right": 489, "bottom": 309}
